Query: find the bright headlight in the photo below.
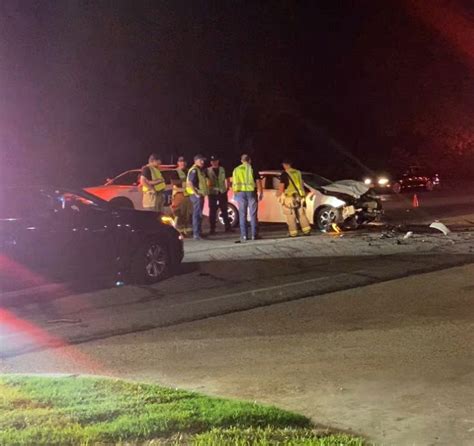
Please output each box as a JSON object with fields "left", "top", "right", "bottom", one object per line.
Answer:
{"left": 160, "top": 215, "right": 175, "bottom": 226}
{"left": 378, "top": 178, "right": 389, "bottom": 185}
{"left": 364, "top": 178, "right": 372, "bottom": 185}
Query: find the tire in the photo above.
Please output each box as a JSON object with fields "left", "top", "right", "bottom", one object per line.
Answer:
{"left": 425, "top": 180, "right": 434, "bottom": 191}
{"left": 109, "top": 197, "right": 134, "bottom": 209}
{"left": 392, "top": 182, "right": 402, "bottom": 194}
{"left": 130, "top": 239, "right": 170, "bottom": 284}
{"left": 218, "top": 203, "right": 239, "bottom": 228}
{"left": 315, "top": 206, "right": 338, "bottom": 232}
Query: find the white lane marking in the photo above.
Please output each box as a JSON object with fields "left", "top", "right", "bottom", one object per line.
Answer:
{"left": 170, "top": 270, "right": 368, "bottom": 307}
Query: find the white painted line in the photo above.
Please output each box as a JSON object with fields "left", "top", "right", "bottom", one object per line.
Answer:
{"left": 170, "top": 270, "right": 367, "bottom": 307}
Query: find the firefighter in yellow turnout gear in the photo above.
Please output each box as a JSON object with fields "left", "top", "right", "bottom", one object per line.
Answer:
{"left": 278, "top": 159, "right": 312, "bottom": 237}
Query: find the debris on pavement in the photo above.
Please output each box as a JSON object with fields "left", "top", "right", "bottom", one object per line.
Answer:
{"left": 429, "top": 221, "right": 451, "bottom": 236}
{"left": 403, "top": 231, "right": 414, "bottom": 240}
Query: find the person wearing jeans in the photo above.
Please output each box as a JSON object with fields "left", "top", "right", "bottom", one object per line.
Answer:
{"left": 189, "top": 194, "right": 205, "bottom": 239}
{"left": 231, "top": 154, "right": 263, "bottom": 242}
{"left": 235, "top": 191, "right": 258, "bottom": 240}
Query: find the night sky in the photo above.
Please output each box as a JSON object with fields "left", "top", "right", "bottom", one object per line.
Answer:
{"left": 1, "top": 0, "right": 473, "bottom": 186}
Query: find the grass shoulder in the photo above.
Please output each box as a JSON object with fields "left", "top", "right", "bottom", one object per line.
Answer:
{"left": 0, "top": 375, "right": 365, "bottom": 445}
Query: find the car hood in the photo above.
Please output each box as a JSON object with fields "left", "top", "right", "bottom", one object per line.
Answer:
{"left": 321, "top": 180, "right": 370, "bottom": 199}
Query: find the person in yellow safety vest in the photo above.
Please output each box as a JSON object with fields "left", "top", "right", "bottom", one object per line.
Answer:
{"left": 172, "top": 156, "right": 193, "bottom": 236}
{"left": 207, "top": 155, "right": 232, "bottom": 234}
{"left": 186, "top": 154, "right": 209, "bottom": 240}
{"left": 140, "top": 153, "right": 166, "bottom": 213}
{"left": 232, "top": 154, "right": 263, "bottom": 243}
{"left": 277, "top": 159, "right": 312, "bottom": 237}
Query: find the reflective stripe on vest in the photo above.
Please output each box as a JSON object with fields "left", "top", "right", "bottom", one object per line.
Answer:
{"left": 232, "top": 164, "right": 255, "bottom": 192}
{"left": 176, "top": 168, "right": 190, "bottom": 196}
{"left": 285, "top": 168, "right": 305, "bottom": 197}
{"left": 186, "top": 165, "right": 209, "bottom": 196}
{"left": 142, "top": 165, "right": 166, "bottom": 193}
{"left": 207, "top": 166, "right": 227, "bottom": 194}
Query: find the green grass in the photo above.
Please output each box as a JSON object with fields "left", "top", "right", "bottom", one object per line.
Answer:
{"left": 0, "top": 375, "right": 364, "bottom": 445}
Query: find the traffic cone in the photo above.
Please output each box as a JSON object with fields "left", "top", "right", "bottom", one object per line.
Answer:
{"left": 412, "top": 194, "right": 419, "bottom": 208}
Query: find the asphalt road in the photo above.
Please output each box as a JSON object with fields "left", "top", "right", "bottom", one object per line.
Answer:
{"left": 1, "top": 189, "right": 474, "bottom": 359}
{"left": 380, "top": 185, "right": 474, "bottom": 226}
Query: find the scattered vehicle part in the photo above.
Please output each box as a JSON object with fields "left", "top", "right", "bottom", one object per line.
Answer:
{"left": 429, "top": 221, "right": 451, "bottom": 235}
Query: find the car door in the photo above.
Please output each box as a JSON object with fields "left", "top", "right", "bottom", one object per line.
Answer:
{"left": 51, "top": 192, "right": 117, "bottom": 281}
{"left": 258, "top": 174, "right": 286, "bottom": 223}
{"left": 109, "top": 170, "right": 143, "bottom": 209}
{"left": 0, "top": 190, "right": 62, "bottom": 290}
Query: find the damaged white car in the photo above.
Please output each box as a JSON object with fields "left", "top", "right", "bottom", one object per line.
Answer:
{"left": 211, "top": 170, "right": 383, "bottom": 232}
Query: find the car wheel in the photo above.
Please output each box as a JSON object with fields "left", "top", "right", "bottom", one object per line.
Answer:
{"left": 425, "top": 180, "right": 434, "bottom": 191}
{"left": 218, "top": 203, "right": 239, "bottom": 228}
{"left": 392, "top": 182, "right": 402, "bottom": 194}
{"left": 109, "top": 197, "right": 134, "bottom": 209}
{"left": 131, "top": 240, "right": 170, "bottom": 284}
{"left": 315, "top": 206, "right": 338, "bottom": 232}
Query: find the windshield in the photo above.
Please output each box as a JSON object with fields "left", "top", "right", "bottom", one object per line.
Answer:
{"left": 301, "top": 173, "right": 333, "bottom": 188}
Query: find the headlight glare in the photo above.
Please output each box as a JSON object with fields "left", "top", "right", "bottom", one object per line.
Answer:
{"left": 160, "top": 215, "right": 175, "bottom": 226}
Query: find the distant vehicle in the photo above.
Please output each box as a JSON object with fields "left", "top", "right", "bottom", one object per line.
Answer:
{"left": 85, "top": 166, "right": 178, "bottom": 211}
{"left": 0, "top": 187, "right": 184, "bottom": 293}
{"left": 364, "top": 166, "right": 440, "bottom": 194}
{"left": 205, "top": 170, "right": 382, "bottom": 232}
